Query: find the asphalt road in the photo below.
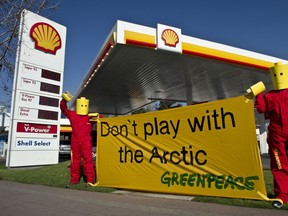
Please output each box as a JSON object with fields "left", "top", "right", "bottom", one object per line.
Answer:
{"left": 0, "top": 180, "right": 287, "bottom": 216}
{"left": 1, "top": 154, "right": 281, "bottom": 216}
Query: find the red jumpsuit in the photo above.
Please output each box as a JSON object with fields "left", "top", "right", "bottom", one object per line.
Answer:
{"left": 255, "top": 89, "right": 288, "bottom": 203}
{"left": 60, "top": 99, "right": 95, "bottom": 184}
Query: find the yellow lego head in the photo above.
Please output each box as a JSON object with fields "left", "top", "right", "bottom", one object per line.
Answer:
{"left": 270, "top": 62, "right": 288, "bottom": 90}
{"left": 76, "top": 97, "right": 89, "bottom": 115}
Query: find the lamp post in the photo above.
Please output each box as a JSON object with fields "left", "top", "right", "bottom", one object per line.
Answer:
{"left": 0, "top": 106, "right": 5, "bottom": 132}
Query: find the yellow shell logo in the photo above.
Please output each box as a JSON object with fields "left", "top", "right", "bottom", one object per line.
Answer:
{"left": 161, "top": 29, "right": 179, "bottom": 47}
{"left": 30, "top": 22, "right": 61, "bottom": 55}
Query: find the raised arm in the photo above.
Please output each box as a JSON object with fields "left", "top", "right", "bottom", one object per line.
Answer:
{"left": 254, "top": 93, "right": 267, "bottom": 113}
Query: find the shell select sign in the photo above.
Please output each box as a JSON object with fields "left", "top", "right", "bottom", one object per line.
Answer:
{"left": 30, "top": 22, "right": 62, "bottom": 55}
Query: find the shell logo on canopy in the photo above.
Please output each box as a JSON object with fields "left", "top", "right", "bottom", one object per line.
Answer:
{"left": 30, "top": 22, "right": 62, "bottom": 55}
{"left": 161, "top": 29, "right": 179, "bottom": 47}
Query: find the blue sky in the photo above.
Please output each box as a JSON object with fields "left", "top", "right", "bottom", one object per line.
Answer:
{"left": 50, "top": 0, "right": 288, "bottom": 97}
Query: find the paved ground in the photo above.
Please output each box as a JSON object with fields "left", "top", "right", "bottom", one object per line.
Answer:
{"left": 1, "top": 154, "right": 284, "bottom": 216}
{"left": 0, "top": 180, "right": 287, "bottom": 216}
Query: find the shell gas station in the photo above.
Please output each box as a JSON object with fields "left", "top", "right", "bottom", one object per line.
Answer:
{"left": 4, "top": 11, "right": 288, "bottom": 202}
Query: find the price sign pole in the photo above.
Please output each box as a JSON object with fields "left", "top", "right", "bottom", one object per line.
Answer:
{"left": 6, "top": 10, "right": 66, "bottom": 167}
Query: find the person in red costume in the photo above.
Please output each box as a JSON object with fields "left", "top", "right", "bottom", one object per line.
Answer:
{"left": 60, "top": 92, "right": 99, "bottom": 187}
{"left": 254, "top": 62, "right": 288, "bottom": 208}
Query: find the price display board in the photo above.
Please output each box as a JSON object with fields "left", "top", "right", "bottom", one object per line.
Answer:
{"left": 6, "top": 10, "right": 66, "bottom": 167}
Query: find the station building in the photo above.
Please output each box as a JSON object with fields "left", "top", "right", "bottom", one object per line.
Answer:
{"left": 67, "top": 20, "right": 286, "bottom": 154}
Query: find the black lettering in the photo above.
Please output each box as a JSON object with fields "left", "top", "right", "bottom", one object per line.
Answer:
{"left": 221, "top": 107, "right": 236, "bottom": 128}
{"left": 150, "top": 147, "right": 163, "bottom": 163}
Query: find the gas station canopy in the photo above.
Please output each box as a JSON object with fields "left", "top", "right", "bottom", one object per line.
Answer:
{"left": 71, "top": 21, "right": 286, "bottom": 115}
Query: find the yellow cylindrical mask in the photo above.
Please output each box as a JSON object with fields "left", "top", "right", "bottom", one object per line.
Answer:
{"left": 76, "top": 97, "right": 89, "bottom": 115}
{"left": 270, "top": 62, "right": 288, "bottom": 90}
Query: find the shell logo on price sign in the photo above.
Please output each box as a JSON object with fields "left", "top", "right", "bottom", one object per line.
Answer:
{"left": 30, "top": 22, "right": 62, "bottom": 55}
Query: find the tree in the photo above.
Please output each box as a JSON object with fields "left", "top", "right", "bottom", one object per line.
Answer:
{"left": 0, "top": 0, "right": 60, "bottom": 110}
